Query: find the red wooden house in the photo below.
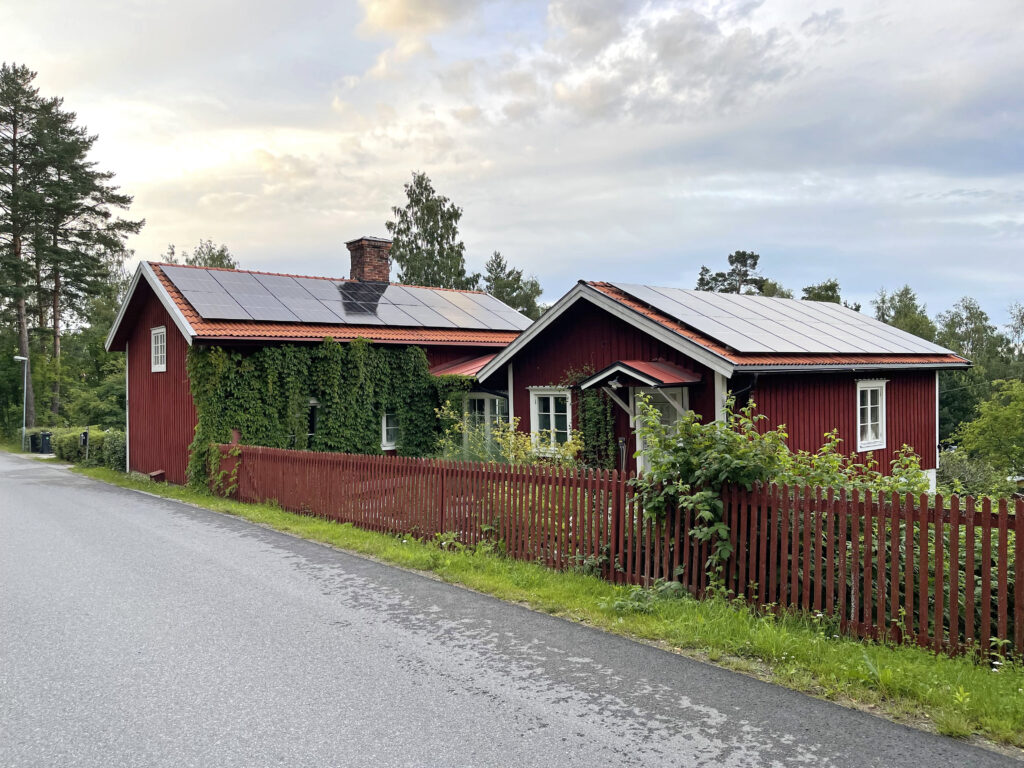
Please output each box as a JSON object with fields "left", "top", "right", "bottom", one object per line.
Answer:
{"left": 476, "top": 281, "right": 969, "bottom": 485}
{"left": 104, "top": 237, "right": 529, "bottom": 484}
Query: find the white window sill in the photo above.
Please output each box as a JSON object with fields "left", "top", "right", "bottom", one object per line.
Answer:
{"left": 857, "top": 441, "right": 885, "bottom": 453}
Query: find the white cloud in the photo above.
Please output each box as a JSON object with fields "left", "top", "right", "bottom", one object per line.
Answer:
{"left": 2, "top": 0, "right": 1022, "bottom": 322}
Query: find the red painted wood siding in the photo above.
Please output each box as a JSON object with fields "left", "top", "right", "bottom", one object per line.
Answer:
{"left": 127, "top": 288, "right": 197, "bottom": 484}
{"left": 752, "top": 371, "right": 938, "bottom": 470}
{"left": 500, "top": 300, "right": 717, "bottom": 463}
{"left": 496, "top": 298, "right": 939, "bottom": 475}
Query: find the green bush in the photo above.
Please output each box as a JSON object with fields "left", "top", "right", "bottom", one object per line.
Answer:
{"left": 102, "top": 430, "right": 126, "bottom": 472}
{"left": 52, "top": 426, "right": 108, "bottom": 465}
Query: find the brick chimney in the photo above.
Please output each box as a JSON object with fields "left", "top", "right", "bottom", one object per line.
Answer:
{"left": 346, "top": 236, "right": 392, "bottom": 282}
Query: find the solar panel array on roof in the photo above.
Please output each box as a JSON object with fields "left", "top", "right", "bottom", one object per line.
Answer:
{"left": 609, "top": 283, "right": 956, "bottom": 355}
{"left": 160, "top": 265, "right": 532, "bottom": 331}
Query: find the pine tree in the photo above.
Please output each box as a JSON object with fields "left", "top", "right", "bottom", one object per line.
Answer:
{"left": 385, "top": 172, "right": 479, "bottom": 290}
{"left": 695, "top": 251, "right": 766, "bottom": 294}
{"left": 483, "top": 251, "right": 542, "bottom": 320}
{"left": 0, "top": 63, "right": 50, "bottom": 427}
{"left": 33, "top": 99, "right": 141, "bottom": 414}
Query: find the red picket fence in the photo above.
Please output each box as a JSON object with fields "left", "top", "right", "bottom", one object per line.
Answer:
{"left": 722, "top": 485, "right": 1022, "bottom": 656}
{"left": 220, "top": 444, "right": 1022, "bottom": 657}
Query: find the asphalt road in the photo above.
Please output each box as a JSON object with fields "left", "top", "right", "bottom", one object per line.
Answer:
{"left": 0, "top": 452, "right": 1018, "bottom": 768}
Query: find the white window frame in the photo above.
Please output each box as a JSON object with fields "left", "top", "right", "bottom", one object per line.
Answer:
{"left": 633, "top": 387, "right": 688, "bottom": 474}
{"left": 464, "top": 393, "right": 509, "bottom": 442}
{"left": 529, "top": 387, "right": 572, "bottom": 452}
{"left": 381, "top": 411, "right": 398, "bottom": 451}
{"left": 150, "top": 326, "right": 166, "bottom": 373}
{"left": 856, "top": 379, "right": 887, "bottom": 452}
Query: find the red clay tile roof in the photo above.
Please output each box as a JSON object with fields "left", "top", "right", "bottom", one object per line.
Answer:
{"left": 152, "top": 263, "right": 519, "bottom": 347}
{"left": 428, "top": 354, "right": 496, "bottom": 377}
{"left": 587, "top": 281, "right": 969, "bottom": 368}
{"left": 618, "top": 360, "right": 703, "bottom": 384}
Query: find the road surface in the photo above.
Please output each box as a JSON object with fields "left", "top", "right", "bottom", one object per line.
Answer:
{"left": 0, "top": 452, "right": 1018, "bottom": 767}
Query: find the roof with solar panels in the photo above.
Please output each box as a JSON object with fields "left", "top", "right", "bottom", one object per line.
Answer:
{"left": 476, "top": 280, "right": 969, "bottom": 382}
{"left": 106, "top": 253, "right": 530, "bottom": 354}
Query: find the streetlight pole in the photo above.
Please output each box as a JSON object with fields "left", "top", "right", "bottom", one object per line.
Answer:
{"left": 13, "top": 355, "right": 27, "bottom": 452}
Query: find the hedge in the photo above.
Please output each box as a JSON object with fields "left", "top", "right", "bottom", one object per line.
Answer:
{"left": 47, "top": 426, "right": 125, "bottom": 471}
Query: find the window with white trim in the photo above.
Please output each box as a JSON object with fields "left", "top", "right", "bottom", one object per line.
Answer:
{"left": 634, "top": 387, "right": 688, "bottom": 474}
{"left": 150, "top": 326, "right": 166, "bottom": 372}
{"left": 856, "top": 379, "right": 887, "bottom": 452}
{"left": 465, "top": 393, "right": 509, "bottom": 438}
{"left": 381, "top": 411, "right": 399, "bottom": 451}
{"left": 529, "top": 388, "right": 571, "bottom": 451}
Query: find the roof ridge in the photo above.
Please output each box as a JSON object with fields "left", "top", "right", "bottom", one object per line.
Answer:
{"left": 149, "top": 261, "right": 491, "bottom": 294}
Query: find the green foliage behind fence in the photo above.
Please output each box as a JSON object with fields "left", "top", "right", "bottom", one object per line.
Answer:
{"left": 186, "top": 339, "right": 473, "bottom": 487}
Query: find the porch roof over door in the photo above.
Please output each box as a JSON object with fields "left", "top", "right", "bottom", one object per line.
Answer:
{"left": 579, "top": 359, "right": 702, "bottom": 390}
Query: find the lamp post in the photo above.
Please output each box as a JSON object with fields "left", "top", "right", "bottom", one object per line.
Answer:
{"left": 13, "top": 355, "right": 27, "bottom": 452}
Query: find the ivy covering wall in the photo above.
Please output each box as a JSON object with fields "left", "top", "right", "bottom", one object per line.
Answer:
{"left": 579, "top": 389, "right": 617, "bottom": 469}
{"left": 186, "top": 338, "right": 471, "bottom": 486}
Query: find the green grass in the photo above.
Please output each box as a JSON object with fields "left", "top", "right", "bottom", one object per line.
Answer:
{"left": 73, "top": 465, "right": 1024, "bottom": 751}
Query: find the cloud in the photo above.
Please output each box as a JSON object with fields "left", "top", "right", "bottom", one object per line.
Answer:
{"left": 4, "top": 0, "right": 1023, "bottom": 324}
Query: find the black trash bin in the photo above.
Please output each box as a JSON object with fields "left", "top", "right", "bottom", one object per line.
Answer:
{"left": 29, "top": 432, "right": 41, "bottom": 453}
{"left": 40, "top": 431, "right": 52, "bottom": 454}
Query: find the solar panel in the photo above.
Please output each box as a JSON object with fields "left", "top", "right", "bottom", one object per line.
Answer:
{"left": 286, "top": 300, "right": 344, "bottom": 324}
{"left": 161, "top": 266, "right": 222, "bottom": 292}
{"left": 294, "top": 278, "right": 346, "bottom": 300}
{"left": 253, "top": 274, "right": 318, "bottom": 299}
{"left": 181, "top": 290, "right": 252, "bottom": 320}
{"left": 159, "top": 266, "right": 532, "bottom": 332}
{"left": 610, "top": 283, "right": 956, "bottom": 355}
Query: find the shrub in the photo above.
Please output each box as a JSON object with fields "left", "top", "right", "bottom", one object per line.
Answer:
{"left": 102, "top": 430, "right": 127, "bottom": 472}
{"left": 52, "top": 426, "right": 108, "bottom": 466}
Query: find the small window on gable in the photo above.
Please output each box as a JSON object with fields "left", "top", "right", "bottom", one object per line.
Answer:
{"left": 381, "top": 411, "right": 398, "bottom": 451}
{"left": 856, "top": 379, "right": 886, "bottom": 452}
{"left": 150, "top": 327, "right": 166, "bottom": 373}
{"left": 529, "top": 388, "right": 571, "bottom": 452}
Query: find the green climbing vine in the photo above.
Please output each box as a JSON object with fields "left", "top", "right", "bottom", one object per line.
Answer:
{"left": 186, "top": 338, "right": 472, "bottom": 487}
{"left": 579, "top": 389, "right": 617, "bottom": 470}
{"left": 556, "top": 364, "right": 617, "bottom": 470}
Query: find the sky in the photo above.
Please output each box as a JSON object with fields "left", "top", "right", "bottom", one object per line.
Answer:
{"left": 4, "top": 0, "right": 1023, "bottom": 325}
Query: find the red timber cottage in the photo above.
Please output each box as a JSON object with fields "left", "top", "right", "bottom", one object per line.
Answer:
{"left": 475, "top": 281, "right": 970, "bottom": 487}
{"left": 104, "top": 237, "right": 530, "bottom": 484}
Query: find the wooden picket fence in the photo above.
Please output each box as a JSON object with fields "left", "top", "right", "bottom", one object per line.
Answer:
{"left": 220, "top": 444, "right": 1022, "bottom": 658}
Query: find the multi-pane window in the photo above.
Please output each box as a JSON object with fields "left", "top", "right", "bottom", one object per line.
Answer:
{"left": 465, "top": 394, "right": 508, "bottom": 437}
{"left": 381, "top": 411, "right": 399, "bottom": 450}
{"left": 150, "top": 327, "right": 166, "bottom": 372}
{"left": 530, "top": 388, "right": 570, "bottom": 450}
{"left": 635, "top": 387, "right": 687, "bottom": 474}
{"left": 856, "top": 380, "right": 886, "bottom": 452}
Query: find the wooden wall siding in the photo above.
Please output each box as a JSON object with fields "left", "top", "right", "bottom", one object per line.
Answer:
{"left": 127, "top": 288, "right": 197, "bottom": 484}
{"left": 504, "top": 299, "right": 717, "bottom": 460}
{"left": 752, "top": 371, "right": 938, "bottom": 471}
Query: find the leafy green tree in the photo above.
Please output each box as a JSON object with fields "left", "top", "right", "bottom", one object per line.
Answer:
{"left": 936, "top": 297, "right": 1021, "bottom": 439}
{"left": 385, "top": 172, "right": 479, "bottom": 290}
{"left": 954, "top": 379, "right": 1024, "bottom": 478}
{"left": 163, "top": 239, "right": 237, "bottom": 269}
{"left": 802, "top": 278, "right": 861, "bottom": 311}
{"left": 1007, "top": 301, "right": 1023, "bottom": 354}
{"left": 872, "top": 285, "right": 936, "bottom": 341}
{"left": 695, "top": 251, "right": 764, "bottom": 294}
{"left": 758, "top": 279, "right": 793, "bottom": 298}
{"left": 483, "top": 251, "right": 542, "bottom": 320}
